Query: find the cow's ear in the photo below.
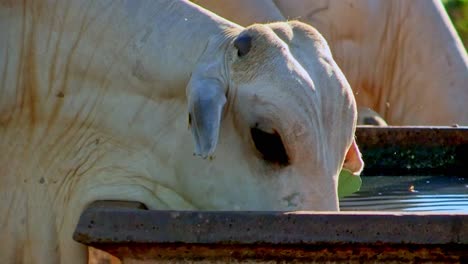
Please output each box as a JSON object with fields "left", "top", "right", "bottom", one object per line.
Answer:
{"left": 187, "top": 76, "right": 226, "bottom": 159}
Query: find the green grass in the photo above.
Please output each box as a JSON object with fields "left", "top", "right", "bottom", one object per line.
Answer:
{"left": 442, "top": 0, "right": 468, "bottom": 50}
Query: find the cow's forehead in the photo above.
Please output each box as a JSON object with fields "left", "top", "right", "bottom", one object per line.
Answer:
{"left": 226, "top": 21, "right": 355, "bottom": 154}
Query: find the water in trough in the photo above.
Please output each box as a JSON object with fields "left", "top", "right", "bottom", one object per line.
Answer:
{"left": 340, "top": 176, "right": 468, "bottom": 212}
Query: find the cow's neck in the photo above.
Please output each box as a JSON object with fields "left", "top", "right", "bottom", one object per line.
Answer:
{"left": 0, "top": 1, "right": 240, "bottom": 263}
{"left": 0, "top": 0, "right": 242, "bottom": 209}
{"left": 100, "top": 0, "right": 241, "bottom": 98}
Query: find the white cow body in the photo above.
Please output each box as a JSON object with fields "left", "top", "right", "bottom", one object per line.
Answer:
{"left": 0, "top": 1, "right": 361, "bottom": 263}
{"left": 195, "top": 0, "right": 468, "bottom": 125}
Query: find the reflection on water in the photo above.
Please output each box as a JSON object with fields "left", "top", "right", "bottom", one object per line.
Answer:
{"left": 340, "top": 176, "right": 468, "bottom": 212}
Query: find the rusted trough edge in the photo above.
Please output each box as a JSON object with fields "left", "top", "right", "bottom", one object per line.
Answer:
{"left": 75, "top": 201, "right": 468, "bottom": 261}
{"left": 355, "top": 126, "right": 468, "bottom": 146}
{"left": 74, "top": 201, "right": 467, "bottom": 245}
{"left": 355, "top": 126, "right": 468, "bottom": 176}
{"left": 92, "top": 243, "right": 467, "bottom": 262}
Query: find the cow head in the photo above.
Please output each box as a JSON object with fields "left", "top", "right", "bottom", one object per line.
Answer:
{"left": 186, "top": 22, "right": 362, "bottom": 211}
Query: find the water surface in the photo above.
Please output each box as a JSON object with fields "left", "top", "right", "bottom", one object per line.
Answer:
{"left": 340, "top": 176, "right": 468, "bottom": 212}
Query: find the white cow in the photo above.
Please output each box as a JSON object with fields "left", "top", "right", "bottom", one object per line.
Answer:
{"left": 0, "top": 0, "right": 362, "bottom": 263}
{"left": 194, "top": 0, "right": 468, "bottom": 125}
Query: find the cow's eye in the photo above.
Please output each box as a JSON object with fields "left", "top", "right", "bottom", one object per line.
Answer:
{"left": 250, "top": 127, "right": 289, "bottom": 166}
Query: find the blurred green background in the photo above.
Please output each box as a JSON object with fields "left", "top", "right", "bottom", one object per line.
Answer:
{"left": 442, "top": 0, "right": 468, "bottom": 49}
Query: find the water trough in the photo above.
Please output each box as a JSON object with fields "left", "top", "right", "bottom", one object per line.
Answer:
{"left": 74, "top": 126, "right": 468, "bottom": 263}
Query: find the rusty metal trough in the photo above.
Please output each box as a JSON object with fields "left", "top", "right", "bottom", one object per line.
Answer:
{"left": 76, "top": 201, "right": 467, "bottom": 263}
{"left": 74, "top": 127, "right": 468, "bottom": 263}
{"left": 355, "top": 126, "right": 468, "bottom": 176}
